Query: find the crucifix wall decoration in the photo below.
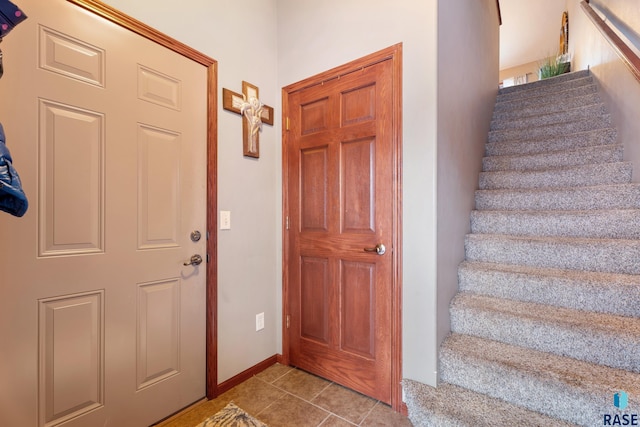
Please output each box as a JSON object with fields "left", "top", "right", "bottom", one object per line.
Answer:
{"left": 223, "top": 81, "right": 274, "bottom": 158}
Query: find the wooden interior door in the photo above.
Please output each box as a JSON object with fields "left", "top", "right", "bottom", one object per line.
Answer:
{"left": 0, "top": 1, "right": 212, "bottom": 425}
{"left": 284, "top": 48, "right": 401, "bottom": 405}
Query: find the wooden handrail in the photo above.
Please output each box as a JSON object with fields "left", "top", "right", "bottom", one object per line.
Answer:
{"left": 496, "top": 0, "right": 502, "bottom": 26}
{"left": 580, "top": 0, "right": 640, "bottom": 82}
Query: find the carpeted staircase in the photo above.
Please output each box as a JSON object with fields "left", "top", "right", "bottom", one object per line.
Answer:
{"left": 404, "top": 70, "right": 640, "bottom": 426}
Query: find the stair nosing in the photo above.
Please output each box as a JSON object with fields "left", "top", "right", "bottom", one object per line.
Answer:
{"left": 452, "top": 292, "right": 640, "bottom": 338}
{"left": 471, "top": 207, "right": 640, "bottom": 215}
{"left": 482, "top": 143, "right": 623, "bottom": 165}
{"left": 490, "top": 102, "right": 607, "bottom": 129}
{"left": 488, "top": 115, "right": 611, "bottom": 136}
{"left": 465, "top": 232, "right": 640, "bottom": 245}
{"left": 494, "top": 88, "right": 599, "bottom": 110}
{"left": 478, "top": 161, "right": 632, "bottom": 188}
{"left": 475, "top": 181, "right": 640, "bottom": 195}
{"left": 495, "top": 80, "right": 598, "bottom": 105}
{"left": 459, "top": 259, "right": 640, "bottom": 282}
{"left": 498, "top": 69, "right": 590, "bottom": 94}
{"left": 492, "top": 92, "right": 602, "bottom": 119}
{"left": 485, "top": 126, "right": 617, "bottom": 148}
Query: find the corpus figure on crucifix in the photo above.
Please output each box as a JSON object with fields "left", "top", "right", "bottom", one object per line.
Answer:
{"left": 240, "top": 95, "right": 264, "bottom": 155}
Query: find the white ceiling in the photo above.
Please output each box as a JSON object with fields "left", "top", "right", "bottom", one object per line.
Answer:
{"left": 499, "top": 0, "right": 569, "bottom": 70}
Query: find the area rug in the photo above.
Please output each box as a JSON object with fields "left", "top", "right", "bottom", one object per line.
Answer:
{"left": 196, "top": 402, "right": 267, "bottom": 427}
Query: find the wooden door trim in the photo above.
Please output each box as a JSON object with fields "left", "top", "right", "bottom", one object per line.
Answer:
{"left": 282, "top": 43, "right": 403, "bottom": 410}
{"left": 66, "top": 0, "right": 219, "bottom": 399}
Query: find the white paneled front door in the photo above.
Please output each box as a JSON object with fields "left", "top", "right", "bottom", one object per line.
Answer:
{"left": 0, "top": 1, "right": 207, "bottom": 425}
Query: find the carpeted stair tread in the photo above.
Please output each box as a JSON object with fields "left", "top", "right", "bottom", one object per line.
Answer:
{"left": 490, "top": 102, "right": 608, "bottom": 131}
{"left": 485, "top": 127, "right": 617, "bottom": 156}
{"left": 450, "top": 293, "right": 640, "bottom": 372}
{"left": 440, "top": 334, "right": 640, "bottom": 426}
{"left": 492, "top": 92, "right": 602, "bottom": 121}
{"left": 470, "top": 208, "right": 640, "bottom": 239}
{"left": 493, "top": 84, "right": 599, "bottom": 112}
{"left": 478, "top": 161, "right": 631, "bottom": 190}
{"left": 496, "top": 76, "right": 594, "bottom": 103}
{"left": 482, "top": 144, "right": 623, "bottom": 172}
{"left": 402, "top": 380, "right": 578, "bottom": 427}
{"left": 488, "top": 116, "right": 611, "bottom": 143}
{"left": 465, "top": 233, "right": 640, "bottom": 274}
{"left": 475, "top": 183, "right": 640, "bottom": 211}
{"left": 458, "top": 261, "right": 640, "bottom": 317}
{"left": 497, "top": 70, "right": 590, "bottom": 95}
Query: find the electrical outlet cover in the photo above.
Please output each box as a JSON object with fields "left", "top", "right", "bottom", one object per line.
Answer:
{"left": 256, "top": 312, "right": 264, "bottom": 331}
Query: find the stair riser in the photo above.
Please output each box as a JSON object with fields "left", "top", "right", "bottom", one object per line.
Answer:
{"left": 470, "top": 209, "right": 640, "bottom": 239}
{"left": 465, "top": 235, "right": 640, "bottom": 274}
{"left": 497, "top": 76, "right": 594, "bottom": 103}
{"left": 458, "top": 263, "right": 640, "bottom": 317}
{"left": 450, "top": 304, "right": 640, "bottom": 372}
{"left": 488, "top": 117, "right": 611, "bottom": 143}
{"left": 498, "top": 70, "right": 590, "bottom": 95}
{"left": 440, "top": 347, "right": 621, "bottom": 426}
{"left": 492, "top": 92, "right": 601, "bottom": 121}
{"left": 482, "top": 144, "right": 623, "bottom": 172}
{"left": 494, "top": 84, "right": 598, "bottom": 112}
{"left": 485, "top": 128, "right": 617, "bottom": 156}
{"left": 490, "top": 103, "right": 607, "bottom": 131}
{"left": 478, "top": 162, "right": 632, "bottom": 190}
{"left": 475, "top": 185, "right": 640, "bottom": 211}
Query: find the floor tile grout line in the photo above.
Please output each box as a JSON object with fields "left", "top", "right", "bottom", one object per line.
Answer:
{"left": 255, "top": 375, "right": 366, "bottom": 426}
{"left": 252, "top": 372, "right": 335, "bottom": 419}
{"left": 310, "top": 379, "right": 334, "bottom": 401}
{"left": 263, "top": 366, "right": 384, "bottom": 426}
{"left": 254, "top": 390, "right": 288, "bottom": 418}
{"left": 257, "top": 366, "right": 297, "bottom": 384}
{"left": 358, "top": 401, "right": 382, "bottom": 426}
{"left": 246, "top": 366, "right": 387, "bottom": 426}
{"left": 315, "top": 412, "right": 333, "bottom": 427}
{"left": 257, "top": 388, "right": 338, "bottom": 424}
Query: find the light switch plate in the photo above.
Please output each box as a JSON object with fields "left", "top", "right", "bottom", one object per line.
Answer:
{"left": 220, "top": 211, "right": 231, "bottom": 230}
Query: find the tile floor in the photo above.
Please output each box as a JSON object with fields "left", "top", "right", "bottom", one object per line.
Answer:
{"left": 158, "top": 363, "right": 413, "bottom": 427}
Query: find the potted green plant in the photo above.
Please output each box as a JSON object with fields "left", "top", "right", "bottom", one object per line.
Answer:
{"left": 538, "top": 53, "right": 571, "bottom": 79}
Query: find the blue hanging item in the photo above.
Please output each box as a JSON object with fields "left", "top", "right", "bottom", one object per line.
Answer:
{"left": 0, "top": 0, "right": 27, "bottom": 38}
{"left": 0, "top": 0, "right": 27, "bottom": 78}
{"left": 0, "top": 1, "right": 28, "bottom": 216}
{"left": 0, "top": 122, "right": 28, "bottom": 217}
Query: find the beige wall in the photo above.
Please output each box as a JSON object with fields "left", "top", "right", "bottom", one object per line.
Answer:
{"left": 436, "top": 0, "right": 500, "bottom": 381}
{"left": 102, "top": 0, "right": 281, "bottom": 383}
{"left": 499, "top": 60, "right": 540, "bottom": 85}
{"left": 568, "top": 0, "right": 640, "bottom": 181}
{"left": 499, "top": 0, "right": 569, "bottom": 70}
{"left": 590, "top": 0, "right": 640, "bottom": 50}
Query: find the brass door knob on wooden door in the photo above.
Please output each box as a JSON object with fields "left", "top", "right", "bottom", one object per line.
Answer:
{"left": 364, "top": 243, "right": 386, "bottom": 255}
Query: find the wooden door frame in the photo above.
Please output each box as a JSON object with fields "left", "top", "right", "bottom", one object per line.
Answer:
{"left": 281, "top": 44, "right": 403, "bottom": 410}
{"left": 66, "top": 0, "right": 219, "bottom": 399}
